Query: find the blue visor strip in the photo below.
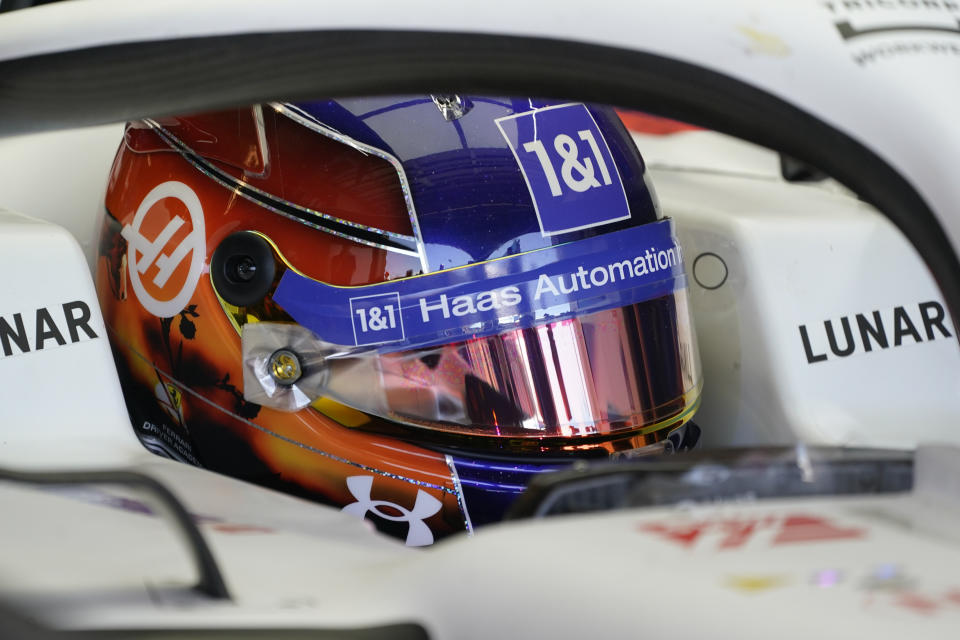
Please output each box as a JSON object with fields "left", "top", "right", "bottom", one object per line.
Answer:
{"left": 273, "top": 218, "right": 686, "bottom": 353}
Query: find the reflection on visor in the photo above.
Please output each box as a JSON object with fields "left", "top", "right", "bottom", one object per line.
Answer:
{"left": 243, "top": 290, "right": 700, "bottom": 444}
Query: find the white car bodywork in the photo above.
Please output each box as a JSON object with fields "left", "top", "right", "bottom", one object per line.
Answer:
{"left": 0, "top": 0, "right": 959, "bottom": 637}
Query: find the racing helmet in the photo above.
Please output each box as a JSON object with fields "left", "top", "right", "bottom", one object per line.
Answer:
{"left": 96, "top": 96, "right": 702, "bottom": 545}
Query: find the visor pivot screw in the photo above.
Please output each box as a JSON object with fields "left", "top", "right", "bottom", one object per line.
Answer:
{"left": 268, "top": 349, "right": 302, "bottom": 386}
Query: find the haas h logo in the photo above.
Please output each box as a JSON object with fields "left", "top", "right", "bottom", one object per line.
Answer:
{"left": 121, "top": 181, "right": 206, "bottom": 318}
{"left": 342, "top": 476, "right": 442, "bottom": 546}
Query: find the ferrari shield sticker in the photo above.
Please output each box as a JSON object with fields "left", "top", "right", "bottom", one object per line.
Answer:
{"left": 121, "top": 181, "right": 206, "bottom": 318}
{"left": 495, "top": 103, "right": 631, "bottom": 236}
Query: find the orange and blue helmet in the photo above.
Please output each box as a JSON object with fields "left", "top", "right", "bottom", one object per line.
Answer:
{"left": 96, "top": 95, "right": 701, "bottom": 545}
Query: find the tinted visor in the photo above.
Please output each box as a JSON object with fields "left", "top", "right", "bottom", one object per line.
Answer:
{"left": 376, "top": 293, "right": 700, "bottom": 440}
{"left": 243, "top": 289, "right": 700, "bottom": 447}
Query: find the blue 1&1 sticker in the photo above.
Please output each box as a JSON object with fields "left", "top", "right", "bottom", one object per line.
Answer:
{"left": 495, "top": 103, "right": 631, "bottom": 236}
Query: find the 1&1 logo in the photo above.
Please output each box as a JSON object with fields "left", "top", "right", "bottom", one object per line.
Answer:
{"left": 121, "top": 181, "right": 206, "bottom": 318}
{"left": 496, "top": 103, "right": 631, "bottom": 237}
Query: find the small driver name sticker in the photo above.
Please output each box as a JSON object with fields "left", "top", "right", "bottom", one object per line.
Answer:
{"left": 496, "top": 103, "right": 631, "bottom": 236}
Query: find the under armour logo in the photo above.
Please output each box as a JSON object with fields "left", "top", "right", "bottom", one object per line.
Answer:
{"left": 121, "top": 181, "right": 206, "bottom": 318}
{"left": 342, "top": 475, "right": 442, "bottom": 546}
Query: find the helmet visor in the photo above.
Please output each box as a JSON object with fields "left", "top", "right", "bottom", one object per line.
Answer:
{"left": 243, "top": 289, "right": 700, "bottom": 447}
{"left": 242, "top": 218, "right": 701, "bottom": 447}
{"left": 373, "top": 293, "right": 700, "bottom": 440}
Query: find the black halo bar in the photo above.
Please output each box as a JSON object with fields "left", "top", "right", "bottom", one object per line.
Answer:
{"left": 0, "top": 0, "right": 68, "bottom": 13}
{"left": 0, "top": 594, "right": 431, "bottom": 640}
{"left": 0, "top": 466, "right": 230, "bottom": 600}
